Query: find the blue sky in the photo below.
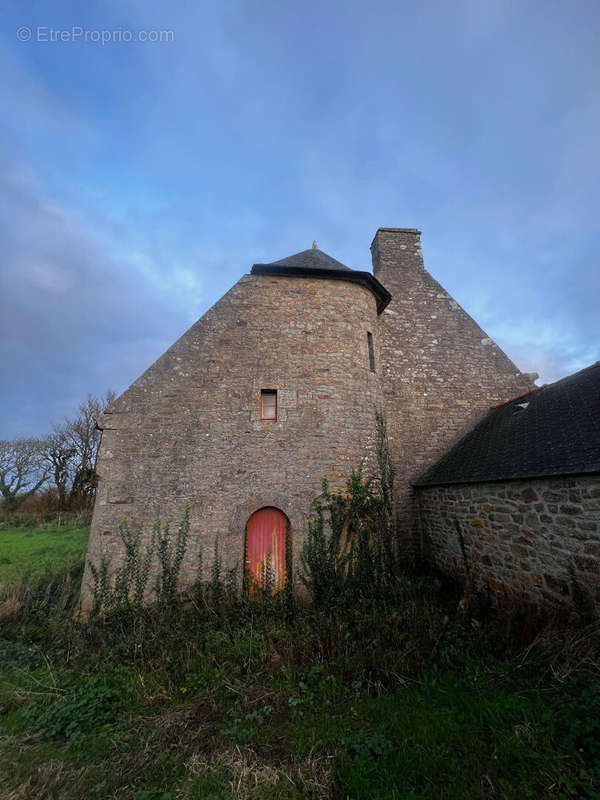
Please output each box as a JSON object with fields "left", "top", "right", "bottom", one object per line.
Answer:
{"left": 1, "top": 0, "right": 598, "bottom": 437}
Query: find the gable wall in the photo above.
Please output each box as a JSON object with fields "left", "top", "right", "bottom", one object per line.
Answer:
{"left": 371, "top": 229, "right": 534, "bottom": 557}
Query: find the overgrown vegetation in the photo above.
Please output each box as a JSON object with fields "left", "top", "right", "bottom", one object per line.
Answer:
{"left": 1, "top": 415, "right": 599, "bottom": 798}
{"left": 300, "top": 416, "right": 398, "bottom": 610}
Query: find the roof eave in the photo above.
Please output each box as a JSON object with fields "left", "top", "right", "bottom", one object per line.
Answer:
{"left": 413, "top": 466, "right": 600, "bottom": 489}
{"left": 250, "top": 264, "right": 392, "bottom": 314}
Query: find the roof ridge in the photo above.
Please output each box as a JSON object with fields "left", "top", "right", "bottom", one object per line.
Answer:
{"left": 490, "top": 384, "right": 545, "bottom": 409}
{"left": 490, "top": 360, "right": 600, "bottom": 410}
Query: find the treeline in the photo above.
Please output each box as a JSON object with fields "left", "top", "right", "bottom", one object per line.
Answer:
{"left": 0, "top": 392, "right": 114, "bottom": 514}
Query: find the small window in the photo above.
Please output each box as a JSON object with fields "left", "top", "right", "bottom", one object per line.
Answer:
{"left": 261, "top": 389, "right": 277, "bottom": 420}
{"left": 367, "top": 332, "right": 375, "bottom": 372}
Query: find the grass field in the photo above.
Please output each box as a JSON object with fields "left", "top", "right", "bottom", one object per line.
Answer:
{"left": 1, "top": 525, "right": 599, "bottom": 799}
{"left": 0, "top": 527, "right": 89, "bottom": 583}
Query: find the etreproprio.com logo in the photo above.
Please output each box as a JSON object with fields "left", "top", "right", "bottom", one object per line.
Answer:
{"left": 16, "top": 26, "right": 175, "bottom": 44}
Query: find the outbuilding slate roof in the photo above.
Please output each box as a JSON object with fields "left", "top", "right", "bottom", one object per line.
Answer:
{"left": 414, "top": 362, "right": 600, "bottom": 487}
{"left": 251, "top": 247, "right": 391, "bottom": 313}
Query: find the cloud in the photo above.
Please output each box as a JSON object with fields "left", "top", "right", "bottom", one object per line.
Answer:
{"left": 1, "top": 0, "right": 597, "bottom": 436}
{"left": 0, "top": 167, "right": 199, "bottom": 436}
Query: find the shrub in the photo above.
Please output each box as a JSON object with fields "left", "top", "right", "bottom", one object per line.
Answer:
{"left": 299, "top": 412, "right": 399, "bottom": 611}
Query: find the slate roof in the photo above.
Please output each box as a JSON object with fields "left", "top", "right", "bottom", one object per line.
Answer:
{"left": 266, "top": 248, "right": 352, "bottom": 272}
{"left": 414, "top": 362, "right": 600, "bottom": 487}
{"left": 251, "top": 247, "right": 391, "bottom": 314}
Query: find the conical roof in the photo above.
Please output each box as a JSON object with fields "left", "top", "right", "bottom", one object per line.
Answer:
{"left": 251, "top": 246, "right": 391, "bottom": 313}
{"left": 266, "top": 248, "right": 352, "bottom": 272}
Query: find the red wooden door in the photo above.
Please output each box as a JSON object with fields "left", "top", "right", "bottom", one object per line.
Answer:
{"left": 246, "top": 508, "right": 287, "bottom": 590}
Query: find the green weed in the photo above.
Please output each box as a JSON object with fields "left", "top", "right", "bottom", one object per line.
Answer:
{"left": 17, "top": 672, "right": 134, "bottom": 740}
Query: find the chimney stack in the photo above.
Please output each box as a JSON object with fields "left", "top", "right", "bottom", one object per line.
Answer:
{"left": 370, "top": 228, "right": 424, "bottom": 290}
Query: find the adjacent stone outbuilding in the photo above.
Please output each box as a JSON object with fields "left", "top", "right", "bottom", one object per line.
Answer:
{"left": 415, "top": 363, "right": 600, "bottom": 609}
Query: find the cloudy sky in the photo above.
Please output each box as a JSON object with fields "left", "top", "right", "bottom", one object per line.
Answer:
{"left": 1, "top": 0, "right": 598, "bottom": 437}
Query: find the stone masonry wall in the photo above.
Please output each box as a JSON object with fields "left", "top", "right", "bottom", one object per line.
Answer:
{"left": 417, "top": 475, "right": 600, "bottom": 608}
{"left": 81, "top": 274, "right": 383, "bottom": 610}
{"left": 371, "top": 228, "right": 534, "bottom": 557}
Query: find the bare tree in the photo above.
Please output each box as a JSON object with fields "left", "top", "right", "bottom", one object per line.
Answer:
{"left": 0, "top": 391, "right": 115, "bottom": 514}
{"left": 44, "top": 430, "right": 75, "bottom": 511}
{"left": 57, "top": 391, "right": 115, "bottom": 510}
{"left": 0, "top": 438, "right": 50, "bottom": 511}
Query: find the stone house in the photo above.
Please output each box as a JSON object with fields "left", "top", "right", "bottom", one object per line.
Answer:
{"left": 82, "top": 227, "right": 544, "bottom": 609}
{"left": 415, "top": 363, "right": 600, "bottom": 609}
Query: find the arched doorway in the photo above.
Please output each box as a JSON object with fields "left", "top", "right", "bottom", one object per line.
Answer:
{"left": 245, "top": 507, "right": 288, "bottom": 591}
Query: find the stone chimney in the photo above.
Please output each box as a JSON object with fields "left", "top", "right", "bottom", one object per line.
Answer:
{"left": 370, "top": 228, "right": 424, "bottom": 290}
